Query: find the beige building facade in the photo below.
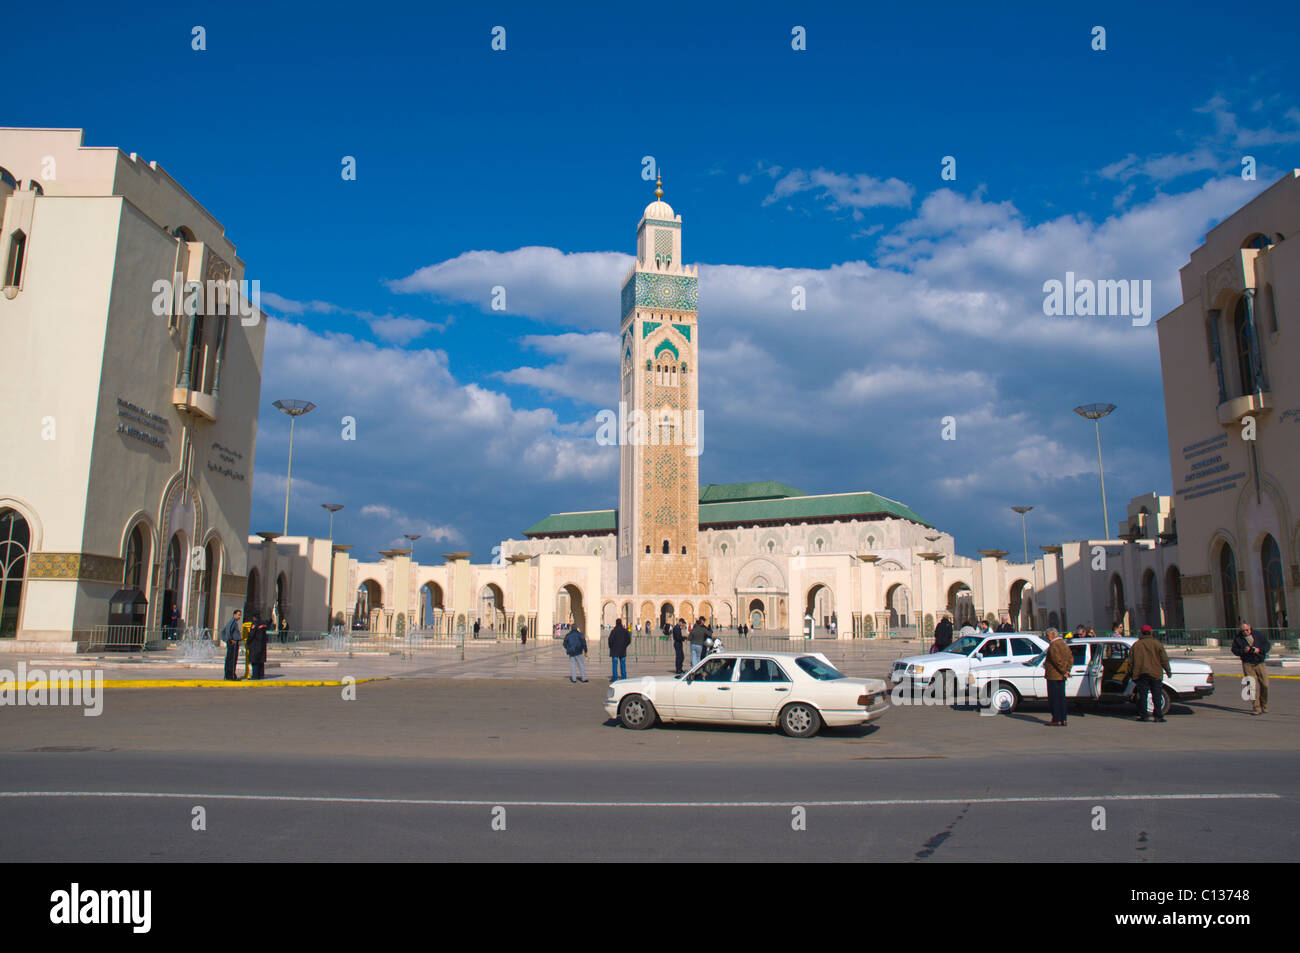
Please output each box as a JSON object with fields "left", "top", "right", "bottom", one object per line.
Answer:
{"left": 1156, "top": 170, "right": 1298, "bottom": 634}
{"left": 0, "top": 128, "right": 267, "bottom": 651}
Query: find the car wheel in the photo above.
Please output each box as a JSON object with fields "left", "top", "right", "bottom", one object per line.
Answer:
{"left": 618, "top": 694, "right": 657, "bottom": 730}
{"left": 990, "top": 682, "right": 1019, "bottom": 714}
{"left": 779, "top": 702, "right": 822, "bottom": 738}
{"left": 1158, "top": 687, "right": 1174, "bottom": 718}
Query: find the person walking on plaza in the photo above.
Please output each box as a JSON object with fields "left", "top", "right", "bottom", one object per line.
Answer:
{"left": 609, "top": 619, "right": 631, "bottom": 681}
{"left": 248, "top": 611, "right": 270, "bottom": 680}
{"left": 519, "top": 621, "right": 528, "bottom": 645}
{"left": 1130, "top": 624, "right": 1172, "bottom": 722}
{"left": 1043, "top": 627, "right": 1072, "bottom": 726}
{"left": 221, "top": 609, "right": 243, "bottom": 680}
{"left": 1232, "top": 622, "right": 1271, "bottom": 715}
{"left": 688, "top": 616, "right": 710, "bottom": 669}
{"left": 563, "top": 623, "right": 588, "bottom": 683}
{"left": 473, "top": 619, "right": 480, "bottom": 639}
{"left": 932, "top": 614, "right": 954, "bottom": 653}
{"left": 672, "top": 620, "right": 685, "bottom": 674}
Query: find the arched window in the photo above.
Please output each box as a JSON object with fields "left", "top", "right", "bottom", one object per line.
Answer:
{"left": 162, "top": 534, "right": 184, "bottom": 636}
{"left": 1261, "top": 535, "right": 1288, "bottom": 630}
{"left": 1234, "top": 297, "right": 1257, "bottom": 395}
{"left": 662, "top": 539, "right": 670, "bottom": 554}
{"left": 767, "top": 540, "right": 775, "bottom": 554}
{"left": 1219, "top": 543, "right": 1239, "bottom": 629}
{"left": 815, "top": 538, "right": 825, "bottom": 552}
{"left": 681, "top": 545, "right": 687, "bottom": 555}
{"left": 4, "top": 230, "right": 27, "bottom": 287}
{"left": 123, "top": 524, "right": 146, "bottom": 589}
{"left": 0, "top": 509, "right": 30, "bottom": 637}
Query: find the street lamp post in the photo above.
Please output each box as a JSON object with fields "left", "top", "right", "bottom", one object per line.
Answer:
{"left": 1011, "top": 506, "right": 1034, "bottom": 564}
{"left": 273, "top": 400, "right": 316, "bottom": 537}
{"left": 1074, "top": 403, "right": 1116, "bottom": 540}
{"left": 322, "top": 503, "right": 344, "bottom": 542}
{"left": 321, "top": 504, "right": 344, "bottom": 632}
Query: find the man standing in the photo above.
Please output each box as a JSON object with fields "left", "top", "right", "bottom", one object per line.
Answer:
{"left": 222, "top": 609, "right": 243, "bottom": 681}
{"left": 609, "top": 619, "right": 630, "bottom": 681}
{"left": 672, "top": 620, "right": 685, "bottom": 674}
{"left": 248, "top": 611, "right": 270, "bottom": 679}
{"left": 1232, "top": 622, "right": 1271, "bottom": 715}
{"left": 473, "top": 618, "right": 481, "bottom": 640}
{"left": 933, "top": 613, "right": 954, "bottom": 653}
{"left": 563, "top": 623, "right": 588, "bottom": 683}
{"left": 1130, "top": 624, "right": 1172, "bottom": 722}
{"left": 688, "top": 616, "right": 710, "bottom": 669}
{"left": 1043, "top": 627, "right": 1072, "bottom": 726}
{"left": 519, "top": 620, "right": 528, "bottom": 645}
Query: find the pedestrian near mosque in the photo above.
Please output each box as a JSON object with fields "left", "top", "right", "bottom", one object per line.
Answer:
{"left": 932, "top": 614, "right": 953, "bottom": 652}
{"left": 1232, "top": 622, "right": 1271, "bottom": 715}
{"left": 222, "top": 608, "right": 242, "bottom": 680}
{"left": 564, "top": 623, "right": 588, "bottom": 683}
{"left": 1130, "top": 624, "right": 1172, "bottom": 722}
{"left": 1043, "top": 627, "right": 1072, "bottom": 726}
{"left": 688, "top": 616, "right": 710, "bottom": 668}
{"left": 672, "top": 620, "right": 685, "bottom": 674}
{"left": 248, "top": 611, "right": 270, "bottom": 680}
{"left": 608, "top": 619, "right": 630, "bottom": 681}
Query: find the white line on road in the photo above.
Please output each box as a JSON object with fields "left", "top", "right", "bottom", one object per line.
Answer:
{"left": 0, "top": 791, "right": 1283, "bottom": 807}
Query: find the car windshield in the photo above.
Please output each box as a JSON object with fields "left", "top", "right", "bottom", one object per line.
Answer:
{"left": 940, "top": 636, "right": 981, "bottom": 656}
{"left": 795, "top": 656, "right": 845, "bottom": 680}
{"left": 1025, "top": 652, "right": 1046, "bottom": 666}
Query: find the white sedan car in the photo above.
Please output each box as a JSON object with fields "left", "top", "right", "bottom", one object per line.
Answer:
{"left": 967, "top": 637, "right": 1215, "bottom": 715}
{"left": 604, "top": 651, "right": 889, "bottom": 738}
{"left": 890, "top": 633, "right": 1048, "bottom": 697}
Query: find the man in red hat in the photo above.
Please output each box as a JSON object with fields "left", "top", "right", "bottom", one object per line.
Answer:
{"left": 1130, "top": 625, "right": 1172, "bottom": 722}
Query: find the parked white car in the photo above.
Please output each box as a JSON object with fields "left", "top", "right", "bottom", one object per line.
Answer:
{"left": 890, "top": 633, "right": 1048, "bottom": 697}
{"left": 967, "top": 637, "right": 1215, "bottom": 715}
{"left": 604, "top": 651, "right": 889, "bottom": 738}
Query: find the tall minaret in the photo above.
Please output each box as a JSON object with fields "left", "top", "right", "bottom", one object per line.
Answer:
{"left": 616, "top": 176, "right": 703, "bottom": 597}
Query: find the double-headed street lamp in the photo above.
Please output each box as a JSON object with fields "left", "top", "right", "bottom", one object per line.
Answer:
{"left": 1074, "top": 403, "right": 1116, "bottom": 540}
{"left": 273, "top": 399, "right": 316, "bottom": 536}
{"left": 1010, "top": 505, "right": 1034, "bottom": 564}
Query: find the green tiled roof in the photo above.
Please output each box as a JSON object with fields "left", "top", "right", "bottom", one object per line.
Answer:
{"left": 698, "top": 481, "right": 804, "bottom": 504}
{"left": 523, "top": 488, "right": 929, "bottom": 537}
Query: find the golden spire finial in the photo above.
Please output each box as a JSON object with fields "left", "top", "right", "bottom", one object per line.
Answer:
{"left": 655, "top": 172, "right": 663, "bottom": 200}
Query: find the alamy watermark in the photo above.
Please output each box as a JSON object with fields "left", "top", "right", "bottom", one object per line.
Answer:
{"left": 1042, "top": 272, "right": 1152, "bottom": 327}
{"left": 150, "top": 274, "right": 261, "bottom": 326}
{"left": 0, "top": 663, "right": 104, "bottom": 716}
{"left": 595, "top": 402, "right": 703, "bottom": 456}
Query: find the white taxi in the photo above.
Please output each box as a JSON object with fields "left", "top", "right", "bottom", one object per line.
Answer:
{"left": 967, "top": 637, "right": 1215, "bottom": 715}
{"left": 890, "top": 632, "right": 1047, "bottom": 698}
{"left": 604, "top": 651, "right": 889, "bottom": 738}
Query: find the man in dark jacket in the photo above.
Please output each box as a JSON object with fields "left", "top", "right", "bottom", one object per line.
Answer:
{"left": 1043, "top": 628, "right": 1072, "bottom": 726}
{"left": 609, "top": 620, "right": 631, "bottom": 681}
{"left": 933, "top": 614, "right": 954, "bottom": 652}
{"left": 688, "top": 618, "right": 710, "bottom": 669}
{"left": 248, "top": 612, "right": 270, "bottom": 679}
{"left": 1130, "top": 624, "right": 1172, "bottom": 722}
{"left": 671, "top": 621, "right": 685, "bottom": 674}
{"left": 1232, "top": 622, "right": 1270, "bottom": 715}
{"left": 563, "top": 624, "right": 588, "bottom": 683}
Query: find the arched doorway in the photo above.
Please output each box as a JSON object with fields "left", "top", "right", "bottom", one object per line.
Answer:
{"left": 602, "top": 601, "right": 618, "bottom": 627}
{"left": 419, "top": 582, "right": 445, "bottom": 631}
{"left": 886, "top": 583, "right": 910, "bottom": 628}
{"left": 699, "top": 601, "right": 713, "bottom": 627}
{"left": 355, "top": 579, "right": 382, "bottom": 631}
{"left": 1141, "top": 569, "right": 1159, "bottom": 629}
{"left": 557, "top": 584, "right": 585, "bottom": 634}
{"left": 1108, "top": 574, "right": 1126, "bottom": 632}
{"left": 274, "top": 572, "right": 288, "bottom": 633}
{"left": 0, "top": 509, "right": 30, "bottom": 638}
{"left": 947, "top": 582, "right": 975, "bottom": 627}
{"left": 1164, "top": 566, "right": 1184, "bottom": 630}
{"left": 1262, "top": 535, "right": 1288, "bottom": 629}
{"left": 659, "top": 601, "right": 675, "bottom": 629}
{"left": 1009, "top": 579, "right": 1033, "bottom": 631}
{"left": 1218, "top": 543, "right": 1239, "bottom": 629}
{"left": 161, "top": 533, "right": 184, "bottom": 638}
{"left": 198, "top": 540, "right": 219, "bottom": 632}
{"left": 244, "top": 567, "right": 260, "bottom": 620}
{"left": 806, "top": 584, "right": 834, "bottom": 637}
{"left": 748, "top": 598, "right": 765, "bottom": 630}
{"left": 478, "top": 583, "right": 505, "bottom": 633}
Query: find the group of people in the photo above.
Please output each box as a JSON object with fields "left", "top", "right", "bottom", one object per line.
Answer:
{"left": 220, "top": 608, "right": 270, "bottom": 680}
{"left": 560, "top": 615, "right": 728, "bottom": 683}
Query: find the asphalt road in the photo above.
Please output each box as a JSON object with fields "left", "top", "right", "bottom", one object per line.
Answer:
{"left": 2, "top": 676, "right": 1296, "bottom": 862}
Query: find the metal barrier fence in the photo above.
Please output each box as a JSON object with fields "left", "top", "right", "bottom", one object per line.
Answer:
{"left": 84, "top": 625, "right": 148, "bottom": 652}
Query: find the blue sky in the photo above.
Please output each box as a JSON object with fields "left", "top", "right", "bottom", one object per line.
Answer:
{"left": 14, "top": 0, "right": 1300, "bottom": 561}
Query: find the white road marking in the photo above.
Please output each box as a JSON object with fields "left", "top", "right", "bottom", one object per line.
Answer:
{"left": 0, "top": 791, "right": 1282, "bottom": 807}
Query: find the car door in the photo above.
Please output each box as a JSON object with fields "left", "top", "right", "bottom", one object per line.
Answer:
{"left": 672, "top": 657, "right": 737, "bottom": 721}
{"left": 1087, "top": 647, "right": 1105, "bottom": 700}
{"left": 1066, "top": 642, "right": 1092, "bottom": 697}
{"left": 975, "top": 637, "right": 1009, "bottom": 667}
{"left": 730, "top": 657, "right": 793, "bottom": 723}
